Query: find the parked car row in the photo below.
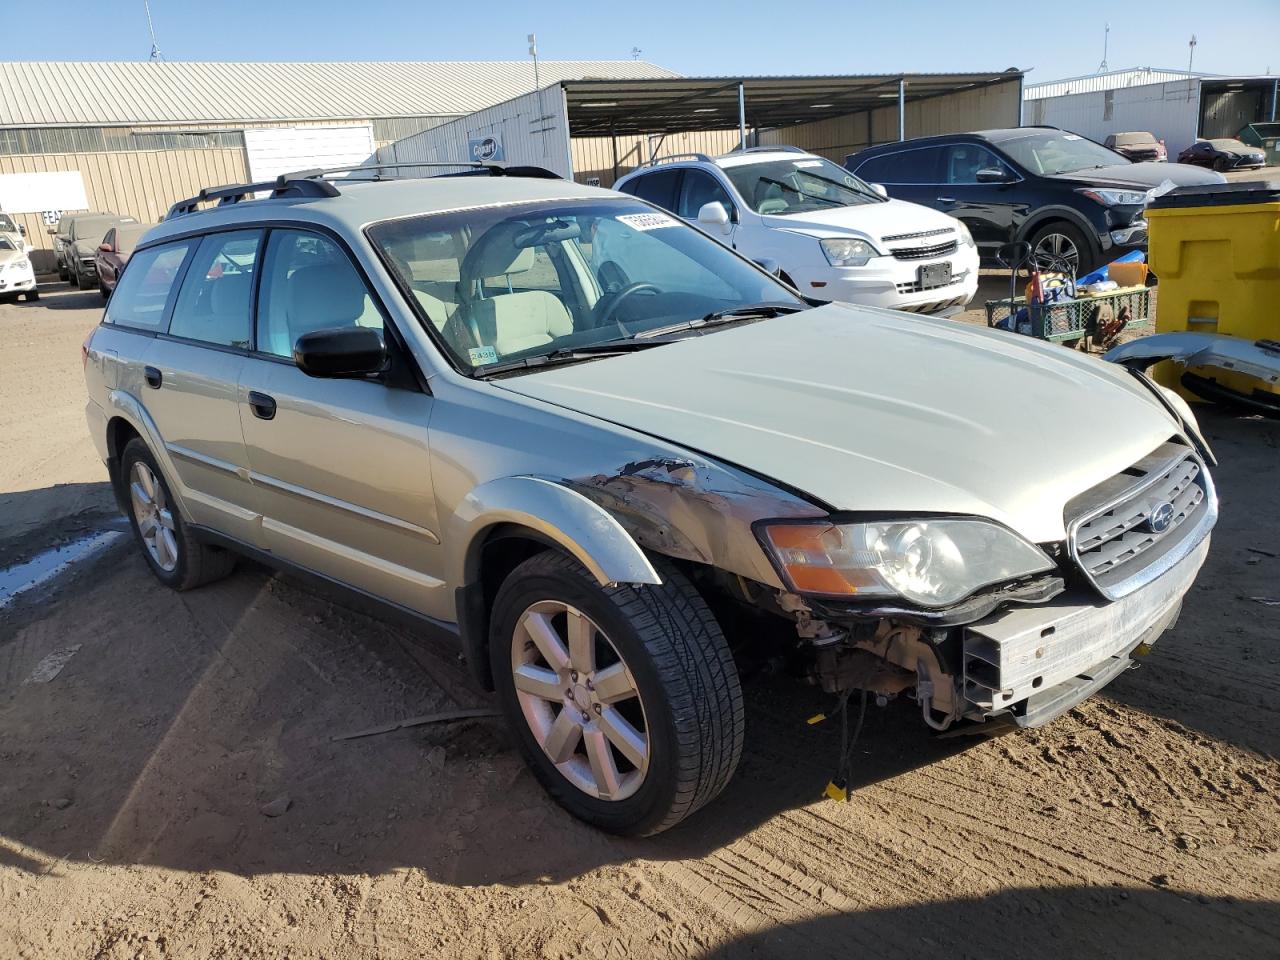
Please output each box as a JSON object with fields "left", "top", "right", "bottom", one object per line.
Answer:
{"left": 51, "top": 211, "right": 139, "bottom": 290}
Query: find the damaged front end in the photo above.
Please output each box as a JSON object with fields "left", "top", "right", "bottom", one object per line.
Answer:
{"left": 1107, "top": 332, "right": 1280, "bottom": 418}
{"left": 568, "top": 438, "right": 1217, "bottom": 737}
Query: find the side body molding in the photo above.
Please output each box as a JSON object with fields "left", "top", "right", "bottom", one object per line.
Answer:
{"left": 447, "top": 475, "right": 662, "bottom": 589}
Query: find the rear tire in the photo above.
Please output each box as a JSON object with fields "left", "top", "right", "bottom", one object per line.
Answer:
{"left": 100, "top": 284, "right": 110, "bottom": 301}
{"left": 24, "top": 289, "right": 39, "bottom": 302}
{"left": 490, "top": 551, "right": 743, "bottom": 836}
{"left": 119, "top": 438, "right": 237, "bottom": 591}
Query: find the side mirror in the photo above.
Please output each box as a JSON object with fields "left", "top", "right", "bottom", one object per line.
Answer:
{"left": 293, "top": 326, "right": 387, "bottom": 378}
{"left": 870, "top": 183, "right": 888, "bottom": 198}
{"left": 753, "top": 257, "right": 782, "bottom": 277}
{"left": 975, "top": 167, "right": 1010, "bottom": 184}
{"left": 697, "top": 201, "right": 733, "bottom": 236}
{"left": 98, "top": 242, "right": 113, "bottom": 253}
{"left": 18, "top": 224, "right": 25, "bottom": 236}
{"left": 46, "top": 226, "right": 57, "bottom": 235}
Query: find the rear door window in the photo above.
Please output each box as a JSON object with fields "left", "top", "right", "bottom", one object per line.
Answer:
{"left": 854, "top": 147, "right": 943, "bottom": 184}
{"left": 167, "top": 230, "right": 261, "bottom": 349}
{"left": 623, "top": 169, "right": 682, "bottom": 211}
{"left": 103, "top": 241, "right": 193, "bottom": 333}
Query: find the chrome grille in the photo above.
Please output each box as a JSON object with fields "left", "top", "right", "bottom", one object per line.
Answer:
{"left": 1065, "top": 442, "right": 1216, "bottom": 600}
{"left": 890, "top": 240, "right": 958, "bottom": 261}
{"left": 881, "top": 227, "right": 954, "bottom": 243}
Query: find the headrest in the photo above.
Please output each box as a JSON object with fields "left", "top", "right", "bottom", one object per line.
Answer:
{"left": 209, "top": 273, "right": 251, "bottom": 317}
{"left": 287, "top": 264, "right": 365, "bottom": 326}
{"left": 460, "top": 221, "right": 536, "bottom": 288}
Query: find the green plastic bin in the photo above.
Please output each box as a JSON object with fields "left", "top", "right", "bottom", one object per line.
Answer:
{"left": 1236, "top": 122, "right": 1280, "bottom": 166}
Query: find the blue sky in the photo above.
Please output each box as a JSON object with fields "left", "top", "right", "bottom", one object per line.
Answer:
{"left": 4, "top": 0, "right": 1277, "bottom": 81}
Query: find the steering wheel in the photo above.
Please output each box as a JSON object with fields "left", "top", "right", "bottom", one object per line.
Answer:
{"left": 591, "top": 281, "right": 660, "bottom": 336}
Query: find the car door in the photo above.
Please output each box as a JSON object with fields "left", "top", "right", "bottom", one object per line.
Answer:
{"left": 237, "top": 227, "right": 445, "bottom": 618}
{"left": 937, "top": 143, "right": 1024, "bottom": 256}
{"left": 128, "top": 230, "right": 262, "bottom": 546}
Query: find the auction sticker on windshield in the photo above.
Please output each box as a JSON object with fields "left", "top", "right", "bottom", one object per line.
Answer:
{"left": 617, "top": 212, "right": 678, "bottom": 231}
{"left": 468, "top": 345, "right": 498, "bottom": 365}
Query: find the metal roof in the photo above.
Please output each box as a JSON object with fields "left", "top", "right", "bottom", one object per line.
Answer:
{"left": 1024, "top": 66, "right": 1222, "bottom": 100}
{"left": 560, "top": 72, "right": 1024, "bottom": 135}
{"left": 0, "top": 60, "right": 679, "bottom": 128}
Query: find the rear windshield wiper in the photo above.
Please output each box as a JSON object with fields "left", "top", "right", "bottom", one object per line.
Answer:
{"left": 474, "top": 339, "right": 665, "bottom": 377}
{"left": 635, "top": 302, "right": 804, "bottom": 339}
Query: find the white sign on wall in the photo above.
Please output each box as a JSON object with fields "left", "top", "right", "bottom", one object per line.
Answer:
{"left": 243, "top": 125, "right": 377, "bottom": 181}
{"left": 0, "top": 171, "right": 89, "bottom": 214}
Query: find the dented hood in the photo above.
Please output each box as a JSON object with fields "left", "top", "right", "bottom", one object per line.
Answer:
{"left": 496, "top": 304, "right": 1179, "bottom": 543}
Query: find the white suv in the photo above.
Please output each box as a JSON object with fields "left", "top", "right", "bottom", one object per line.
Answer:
{"left": 615, "top": 147, "right": 979, "bottom": 314}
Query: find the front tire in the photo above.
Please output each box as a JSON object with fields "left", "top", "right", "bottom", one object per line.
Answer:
{"left": 120, "top": 438, "right": 237, "bottom": 590}
{"left": 490, "top": 551, "right": 743, "bottom": 836}
{"left": 1029, "top": 221, "right": 1093, "bottom": 276}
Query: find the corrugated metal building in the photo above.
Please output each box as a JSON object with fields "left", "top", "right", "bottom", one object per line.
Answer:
{"left": 0, "top": 59, "right": 676, "bottom": 263}
{"left": 1024, "top": 66, "right": 1280, "bottom": 159}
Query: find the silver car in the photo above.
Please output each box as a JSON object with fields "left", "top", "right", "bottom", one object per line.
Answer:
{"left": 83, "top": 168, "right": 1217, "bottom": 835}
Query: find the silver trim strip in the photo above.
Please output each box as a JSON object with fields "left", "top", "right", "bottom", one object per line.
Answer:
{"left": 261, "top": 517, "right": 445, "bottom": 589}
{"left": 250, "top": 470, "right": 441, "bottom": 544}
{"left": 165, "top": 442, "right": 244, "bottom": 479}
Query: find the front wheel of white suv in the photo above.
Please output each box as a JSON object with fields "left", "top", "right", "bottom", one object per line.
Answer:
{"left": 489, "top": 551, "right": 744, "bottom": 835}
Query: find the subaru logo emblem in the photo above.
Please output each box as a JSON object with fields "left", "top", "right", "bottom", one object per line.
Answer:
{"left": 1144, "top": 501, "right": 1175, "bottom": 534}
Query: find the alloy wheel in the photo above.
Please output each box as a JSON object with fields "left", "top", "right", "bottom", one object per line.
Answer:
{"left": 130, "top": 461, "right": 179, "bottom": 572}
{"left": 510, "top": 600, "right": 649, "bottom": 802}
{"left": 1033, "top": 232, "right": 1079, "bottom": 274}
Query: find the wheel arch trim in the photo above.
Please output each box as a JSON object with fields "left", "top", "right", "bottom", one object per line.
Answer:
{"left": 104, "top": 390, "right": 194, "bottom": 523}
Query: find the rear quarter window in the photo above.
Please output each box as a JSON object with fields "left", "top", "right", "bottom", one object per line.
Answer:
{"left": 103, "top": 241, "right": 192, "bottom": 333}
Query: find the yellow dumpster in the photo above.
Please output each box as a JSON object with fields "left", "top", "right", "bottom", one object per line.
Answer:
{"left": 1146, "top": 180, "right": 1280, "bottom": 400}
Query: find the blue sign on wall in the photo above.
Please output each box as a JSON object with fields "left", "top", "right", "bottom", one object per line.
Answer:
{"left": 468, "top": 136, "right": 505, "bottom": 163}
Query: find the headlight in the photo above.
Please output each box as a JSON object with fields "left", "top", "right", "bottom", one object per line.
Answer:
{"left": 953, "top": 220, "right": 975, "bottom": 248}
{"left": 14, "top": 258, "right": 30, "bottom": 270}
{"left": 1078, "top": 188, "right": 1147, "bottom": 206}
{"left": 758, "top": 518, "right": 1054, "bottom": 607}
{"left": 820, "top": 237, "right": 877, "bottom": 267}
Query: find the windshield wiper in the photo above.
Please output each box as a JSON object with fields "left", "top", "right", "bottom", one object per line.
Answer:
{"left": 635, "top": 302, "right": 804, "bottom": 339}
{"left": 474, "top": 340, "right": 664, "bottom": 377}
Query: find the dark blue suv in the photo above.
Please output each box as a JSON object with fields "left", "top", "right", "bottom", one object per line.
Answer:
{"left": 846, "top": 127, "right": 1223, "bottom": 273}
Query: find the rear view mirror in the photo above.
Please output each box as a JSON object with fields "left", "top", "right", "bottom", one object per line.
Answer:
{"left": 976, "top": 167, "right": 1011, "bottom": 184}
{"left": 869, "top": 183, "right": 888, "bottom": 198}
{"left": 98, "top": 242, "right": 113, "bottom": 253}
{"left": 697, "top": 201, "right": 733, "bottom": 236}
{"left": 753, "top": 257, "right": 782, "bottom": 277}
{"left": 293, "top": 326, "right": 387, "bottom": 378}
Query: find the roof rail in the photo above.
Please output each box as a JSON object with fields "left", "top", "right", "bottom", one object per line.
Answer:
{"left": 645, "top": 152, "right": 713, "bottom": 167}
{"left": 165, "top": 174, "right": 339, "bottom": 219}
{"left": 732, "top": 145, "right": 810, "bottom": 154}
{"left": 164, "top": 162, "right": 564, "bottom": 220}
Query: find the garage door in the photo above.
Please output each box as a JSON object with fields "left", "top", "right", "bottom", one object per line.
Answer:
{"left": 244, "top": 125, "right": 376, "bottom": 181}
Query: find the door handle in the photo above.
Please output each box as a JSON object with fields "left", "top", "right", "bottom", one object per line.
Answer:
{"left": 143, "top": 365, "right": 162, "bottom": 389}
{"left": 248, "top": 390, "right": 276, "bottom": 421}
{"left": 936, "top": 197, "right": 958, "bottom": 204}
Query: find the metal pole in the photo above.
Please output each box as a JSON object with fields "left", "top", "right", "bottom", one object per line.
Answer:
{"left": 610, "top": 123, "right": 619, "bottom": 183}
{"left": 1272, "top": 79, "right": 1278, "bottom": 122}
{"left": 898, "top": 78, "right": 905, "bottom": 141}
{"left": 738, "top": 82, "right": 747, "bottom": 150}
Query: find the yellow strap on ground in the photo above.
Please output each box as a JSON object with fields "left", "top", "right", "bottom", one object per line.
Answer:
{"left": 824, "top": 780, "right": 850, "bottom": 803}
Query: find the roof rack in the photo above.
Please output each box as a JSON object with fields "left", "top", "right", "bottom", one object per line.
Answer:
{"left": 164, "top": 162, "right": 563, "bottom": 219}
{"left": 731, "top": 145, "right": 810, "bottom": 154}
{"left": 165, "top": 174, "right": 339, "bottom": 219}
{"left": 644, "top": 152, "right": 713, "bottom": 167}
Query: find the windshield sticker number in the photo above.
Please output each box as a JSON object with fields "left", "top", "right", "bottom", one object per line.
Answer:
{"left": 618, "top": 212, "right": 678, "bottom": 231}
{"left": 1063, "top": 134, "right": 1082, "bottom": 140}
{"left": 468, "top": 345, "right": 498, "bottom": 365}
{"left": 795, "top": 159, "right": 824, "bottom": 168}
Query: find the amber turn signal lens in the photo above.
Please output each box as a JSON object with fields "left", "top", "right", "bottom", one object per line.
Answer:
{"left": 760, "top": 522, "right": 869, "bottom": 596}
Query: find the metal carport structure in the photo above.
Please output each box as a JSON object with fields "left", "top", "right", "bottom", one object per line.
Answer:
{"left": 381, "top": 71, "right": 1026, "bottom": 186}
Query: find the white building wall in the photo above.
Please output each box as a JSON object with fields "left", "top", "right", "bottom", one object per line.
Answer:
{"left": 378, "top": 88, "right": 574, "bottom": 178}
{"left": 1026, "top": 68, "right": 1203, "bottom": 100}
{"left": 1029, "top": 79, "right": 1203, "bottom": 157}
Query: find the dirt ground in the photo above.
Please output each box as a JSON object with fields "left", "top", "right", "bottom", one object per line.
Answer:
{"left": 1, "top": 285, "right": 1278, "bottom": 960}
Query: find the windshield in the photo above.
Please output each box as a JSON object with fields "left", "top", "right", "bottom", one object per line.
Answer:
{"left": 0, "top": 236, "right": 16, "bottom": 251}
{"left": 368, "top": 198, "right": 803, "bottom": 373}
{"left": 1209, "top": 139, "right": 1248, "bottom": 150}
{"left": 721, "top": 157, "right": 883, "bottom": 215}
{"left": 998, "top": 132, "right": 1130, "bottom": 175}
{"left": 114, "top": 224, "right": 149, "bottom": 255}
{"left": 71, "top": 216, "right": 122, "bottom": 241}
{"left": 0, "top": 214, "right": 16, "bottom": 233}
{"left": 1112, "top": 133, "right": 1155, "bottom": 146}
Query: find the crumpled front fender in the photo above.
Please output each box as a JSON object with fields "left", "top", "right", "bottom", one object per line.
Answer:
{"left": 1105, "top": 332, "right": 1280, "bottom": 388}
